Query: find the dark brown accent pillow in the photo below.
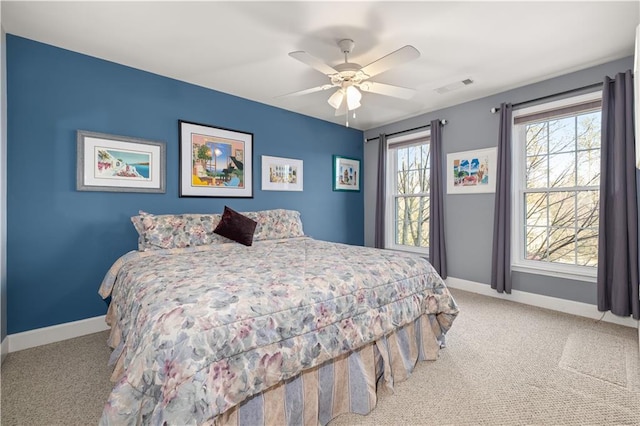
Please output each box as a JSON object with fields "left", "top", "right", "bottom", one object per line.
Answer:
{"left": 214, "top": 206, "right": 258, "bottom": 246}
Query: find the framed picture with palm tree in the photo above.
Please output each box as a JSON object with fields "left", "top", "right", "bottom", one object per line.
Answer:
{"left": 179, "top": 120, "right": 253, "bottom": 198}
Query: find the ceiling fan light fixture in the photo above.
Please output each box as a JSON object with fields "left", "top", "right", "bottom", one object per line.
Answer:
{"left": 327, "top": 89, "right": 345, "bottom": 109}
{"left": 289, "top": 39, "right": 420, "bottom": 122}
{"left": 345, "top": 86, "right": 362, "bottom": 110}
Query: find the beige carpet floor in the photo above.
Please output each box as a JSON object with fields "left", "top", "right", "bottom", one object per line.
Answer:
{"left": 1, "top": 288, "right": 639, "bottom": 425}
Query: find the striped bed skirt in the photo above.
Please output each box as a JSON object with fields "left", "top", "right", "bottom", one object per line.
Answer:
{"left": 214, "top": 313, "right": 444, "bottom": 425}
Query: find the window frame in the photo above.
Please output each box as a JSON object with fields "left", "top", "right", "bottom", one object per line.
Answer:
{"left": 385, "top": 130, "right": 431, "bottom": 256}
{"left": 511, "top": 91, "right": 602, "bottom": 283}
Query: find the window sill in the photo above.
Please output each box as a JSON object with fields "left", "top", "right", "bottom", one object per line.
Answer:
{"left": 385, "top": 245, "right": 429, "bottom": 258}
{"left": 512, "top": 263, "right": 597, "bottom": 283}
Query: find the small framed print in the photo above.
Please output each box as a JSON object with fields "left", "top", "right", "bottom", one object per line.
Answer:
{"left": 76, "top": 130, "right": 166, "bottom": 193}
{"left": 261, "top": 155, "right": 303, "bottom": 191}
{"left": 333, "top": 155, "right": 360, "bottom": 192}
{"left": 446, "top": 147, "right": 497, "bottom": 194}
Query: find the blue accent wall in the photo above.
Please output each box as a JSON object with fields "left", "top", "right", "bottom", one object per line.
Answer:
{"left": 6, "top": 35, "right": 364, "bottom": 334}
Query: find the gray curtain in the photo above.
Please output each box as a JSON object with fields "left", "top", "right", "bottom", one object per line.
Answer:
{"left": 597, "top": 70, "right": 639, "bottom": 320}
{"left": 491, "top": 103, "right": 513, "bottom": 293}
{"left": 374, "top": 134, "right": 387, "bottom": 249}
{"left": 429, "top": 120, "right": 447, "bottom": 278}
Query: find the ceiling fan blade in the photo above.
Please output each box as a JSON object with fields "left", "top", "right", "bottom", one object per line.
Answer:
{"left": 359, "top": 82, "right": 417, "bottom": 99}
{"left": 360, "top": 45, "right": 420, "bottom": 78}
{"left": 278, "top": 84, "right": 334, "bottom": 98}
{"left": 289, "top": 51, "right": 339, "bottom": 76}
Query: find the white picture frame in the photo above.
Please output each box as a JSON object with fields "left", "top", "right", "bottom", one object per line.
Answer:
{"left": 261, "top": 155, "right": 303, "bottom": 191}
{"left": 446, "top": 147, "right": 497, "bottom": 194}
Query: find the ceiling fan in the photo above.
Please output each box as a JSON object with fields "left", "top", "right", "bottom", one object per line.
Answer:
{"left": 286, "top": 39, "right": 420, "bottom": 117}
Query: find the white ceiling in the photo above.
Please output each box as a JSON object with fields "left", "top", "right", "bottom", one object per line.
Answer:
{"left": 2, "top": 1, "right": 639, "bottom": 131}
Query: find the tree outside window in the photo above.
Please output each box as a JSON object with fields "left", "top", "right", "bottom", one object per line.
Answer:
{"left": 518, "top": 105, "right": 601, "bottom": 270}
{"left": 391, "top": 142, "right": 430, "bottom": 250}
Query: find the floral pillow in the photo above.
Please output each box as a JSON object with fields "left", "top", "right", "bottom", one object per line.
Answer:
{"left": 131, "top": 211, "right": 228, "bottom": 251}
{"left": 246, "top": 209, "right": 305, "bottom": 241}
{"left": 131, "top": 209, "right": 305, "bottom": 251}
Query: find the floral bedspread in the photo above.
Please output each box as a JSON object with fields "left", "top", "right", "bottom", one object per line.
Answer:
{"left": 98, "top": 237, "right": 459, "bottom": 425}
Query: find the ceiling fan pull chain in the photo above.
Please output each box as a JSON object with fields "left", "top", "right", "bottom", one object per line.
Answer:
{"left": 346, "top": 100, "right": 350, "bottom": 127}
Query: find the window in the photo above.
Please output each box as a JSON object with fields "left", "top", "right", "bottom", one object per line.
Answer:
{"left": 386, "top": 131, "right": 430, "bottom": 254}
{"left": 512, "top": 92, "right": 601, "bottom": 281}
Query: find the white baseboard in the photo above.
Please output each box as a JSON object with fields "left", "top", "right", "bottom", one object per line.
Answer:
{"left": 1, "top": 335, "right": 7, "bottom": 363}
{"left": 446, "top": 277, "right": 639, "bottom": 329}
{"left": 7, "top": 315, "right": 109, "bottom": 353}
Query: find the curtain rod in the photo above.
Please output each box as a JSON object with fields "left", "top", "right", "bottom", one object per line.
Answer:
{"left": 490, "top": 81, "right": 603, "bottom": 113}
{"left": 365, "top": 119, "right": 448, "bottom": 143}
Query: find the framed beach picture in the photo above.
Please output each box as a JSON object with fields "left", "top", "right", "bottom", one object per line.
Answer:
{"left": 333, "top": 155, "right": 360, "bottom": 192}
{"left": 76, "top": 130, "right": 166, "bottom": 193}
{"left": 446, "top": 147, "right": 497, "bottom": 194}
{"left": 179, "top": 120, "right": 253, "bottom": 198}
{"left": 261, "top": 155, "right": 303, "bottom": 191}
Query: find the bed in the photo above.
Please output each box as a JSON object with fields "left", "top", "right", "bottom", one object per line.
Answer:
{"left": 98, "top": 208, "right": 459, "bottom": 425}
